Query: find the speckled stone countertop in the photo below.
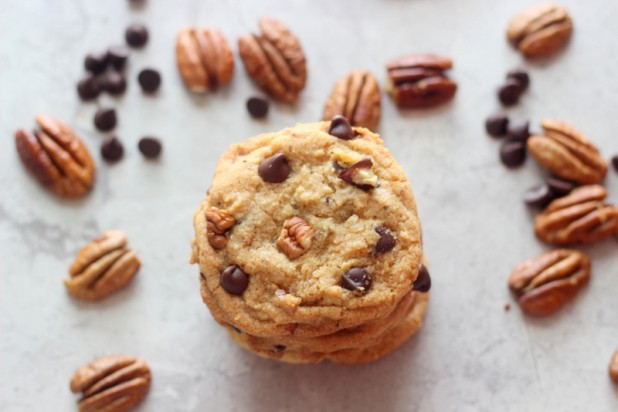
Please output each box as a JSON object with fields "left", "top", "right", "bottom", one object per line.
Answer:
{"left": 1, "top": 1, "right": 617, "bottom": 411}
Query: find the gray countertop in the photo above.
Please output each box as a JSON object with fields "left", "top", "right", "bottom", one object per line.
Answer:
{"left": 1, "top": 1, "right": 617, "bottom": 411}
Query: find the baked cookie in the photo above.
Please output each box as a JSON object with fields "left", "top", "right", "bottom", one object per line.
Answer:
{"left": 191, "top": 117, "right": 430, "bottom": 362}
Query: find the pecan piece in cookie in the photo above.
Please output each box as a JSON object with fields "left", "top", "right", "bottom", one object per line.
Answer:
{"left": 70, "top": 355, "right": 151, "bottom": 412}
{"left": 15, "top": 115, "right": 95, "bottom": 198}
{"left": 322, "top": 70, "right": 381, "bottom": 131}
{"left": 386, "top": 54, "right": 457, "bottom": 109}
{"left": 238, "top": 17, "right": 307, "bottom": 103}
{"left": 527, "top": 120, "right": 607, "bottom": 185}
{"left": 65, "top": 230, "right": 141, "bottom": 301}
{"left": 535, "top": 185, "right": 618, "bottom": 245}
{"left": 337, "top": 158, "right": 378, "bottom": 190}
{"left": 507, "top": 3, "right": 573, "bottom": 58}
{"left": 508, "top": 249, "right": 590, "bottom": 317}
{"left": 176, "top": 27, "right": 234, "bottom": 92}
{"left": 206, "top": 208, "right": 235, "bottom": 250}
{"left": 277, "top": 217, "right": 314, "bottom": 260}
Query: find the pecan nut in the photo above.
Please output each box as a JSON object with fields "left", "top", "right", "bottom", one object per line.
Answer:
{"left": 15, "top": 115, "right": 95, "bottom": 198}
{"left": 206, "top": 207, "right": 235, "bottom": 250}
{"left": 238, "top": 17, "right": 307, "bottom": 103}
{"left": 527, "top": 120, "right": 607, "bottom": 184}
{"left": 610, "top": 350, "right": 618, "bottom": 383}
{"left": 386, "top": 54, "right": 457, "bottom": 109}
{"left": 65, "top": 230, "right": 141, "bottom": 301}
{"left": 322, "top": 70, "right": 381, "bottom": 131}
{"left": 336, "top": 158, "right": 378, "bottom": 191}
{"left": 70, "top": 355, "right": 151, "bottom": 412}
{"left": 508, "top": 249, "right": 590, "bottom": 317}
{"left": 507, "top": 3, "right": 573, "bottom": 58}
{"left": 277, "top": 217, "right": 314, "bottom": 259}
{"left": 535, "top": 185, "right": 618, "bottom": 245}
{"left": 176, "top": 27, "right": 234, "bottom": 93}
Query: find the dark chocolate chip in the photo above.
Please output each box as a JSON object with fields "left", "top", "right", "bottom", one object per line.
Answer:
{"left": 258, "top": 153, "right": 290, "bottom": 183}
{"left": 107, "top": 46, "right": 129, "bottom": 70}
{"left": 77, "top": 74, "right": 102, "bottom": 100}
{"left": 507, "top": 119, "right": 530, "bottom": 142}
{"left": 374, "top": 226, "right": 396, "bottom": 254}
{"left": 328, "top": 115, "right": 356, "bottom": 140}
{"left": 497, "top": 79, "right": 523, "bottom": 106}
{"left": 94, "top": 108, "right": 117, "bottom": 131}
{"left": 138, "top": 136, "right": 162, "bottom": 159}
{"left": 272, "top": 345, "right": 286, "bottom": 353}
{"left": 485, "top": 114, "right": 509, "bottom": 137}
{"left": 612, "top": 155, "right": 618, "bottom": 173}
{"left": 523, "top": 184, "right": 554, "bottom": 208}
{"left": 100, "top": 136, "right": 124, "bottom": 162}
{"left": 220, "top": 265, "right": 249, "bottom": 295}
{"left": 246, "top": 96, "right": 269, "bottom": 119}
{"left": 103, "top": 71, "right": 127, "bottom": 95}
{"left": 507, "top": 69, "right": 530, "bottom": 90}
{"left": 338, "top": 158, "right": 374, "bottom": 190}
{"left": 341, "top": 268, "right": 372, "bottom": 295}
{"left": 84, "top": 52, "right": 108, "bottom": 74}
{"left": 412, "top": 264, "right": 431, "bottom": 292}
{"left": 499, "top": 139, "right": 526, "bottom": 168}
{"left": 547, "top": 177, "right": 575, "bottom": 197}
{"left": 138, "top": 68, "right": 161, "bottom": 93}
{"left": 125, "top": 24, "right": 149, "bottom": 47}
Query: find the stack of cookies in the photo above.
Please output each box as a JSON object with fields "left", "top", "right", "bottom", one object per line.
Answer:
{"left": 191, "top": 118, "right": 431, "bottom": 363}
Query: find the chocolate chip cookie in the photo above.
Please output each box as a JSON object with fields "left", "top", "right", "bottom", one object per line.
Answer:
{"left": 191, "top": 119, "right": 429, "bottom": 362}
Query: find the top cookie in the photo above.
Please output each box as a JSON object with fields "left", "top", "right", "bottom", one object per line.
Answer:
{"left": 191, "top": 120, "right": 423, "bottom": 337}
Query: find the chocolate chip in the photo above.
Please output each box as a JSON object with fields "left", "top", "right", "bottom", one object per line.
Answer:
{"left": 546, "top": 177, "right": 575, "bottom": 197}
{"left": 485, "top": 114, "right": 509, "bottom": 137}
{"left": 507, "top": 119, "right": 530, "bottom": 141}
{"left": 246, "top": 96, "right": 269, "bottom": 119}
{"left": 84, "top": 52, "right": 107, "bottom": 74}
{"left": 272, "top": 345, "right": 286, "bottom": 353}
{"left": 100, "top": 136, "right": 124, "bottom": 162}
{"left": 138, "top": 136, "right": 162, "bottom": 159}
{"left": 412, "top": 264, "right": 431, "bottom": 292}
{"left": 77, "top": 74, "right": 102, "bottom": 100}
{"left": 341, "top": 268, "right": 372, "bottom": 295}
{"left": 507, "top": 69, "right": 530, "bottom": 90}
{"left": 328, "top": 115, "right": 356, "bottom": 140}
{"left": 500, "top": 140, "right": 526, "bottom": 168}
{"left": 523, "top": 184, "right": 554, "bottom": 208}
{"left": 220, "top": 265, "right": 249, "bottom": 295}
{"left": 94, "top": 108, "right": 117, "bottom": 131}
{"left": 103, "top": 71, "right": 127, "bottom": 95}
{"left": 612, "top": 155, "right": 618, "bottom": 173}
{"left": 258, "top": 153, "right": 290, "bottom": 183}
{"left": 125, "top": 24, "right": 149, "bottom": 47}
{"left": 497, "top": 79, "right": 523, "bottom": 106}
{"left": 107, "top": 46, "right": 129, "bottom": 70}
{"left": 374, "top": 226, "right": 396, "bottom": 254}
{"left": 138, "top": 68, "right": 161, "bottom": 93}
{"left": 338, "top": 158, "right": 375, "bottom": 190}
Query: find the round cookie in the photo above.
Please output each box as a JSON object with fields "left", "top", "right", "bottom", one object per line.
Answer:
{"left": 191, "top": 121, "right": 424, "bottom": 340}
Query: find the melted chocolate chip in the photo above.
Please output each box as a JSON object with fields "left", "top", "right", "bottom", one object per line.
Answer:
{"left": 341, "top": 268, "right": 372, "bottom": 295}
{"left": 413, "top": 264, "right": 431, "bottom": 292}
{"left": 337, "top": 158, "right": 374, "bottom": 190}
{"left": 258, "top": 153, "right": 290, "bottom": 183}
{"left": 220, "top": 265, "right": 249, "bottom": 295}
{"left": 328, "top": 115, "right": 356, "bottom": 140}
{"left": 374, "top": 226, "right": 396, "bottom": 254}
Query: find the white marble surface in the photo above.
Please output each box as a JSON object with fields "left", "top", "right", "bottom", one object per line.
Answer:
{"left": 1, "top": 0, "right": 617, "bottom": 411}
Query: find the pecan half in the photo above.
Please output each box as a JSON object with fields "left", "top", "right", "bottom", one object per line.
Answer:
{"left": 322, "top": 70, "right": 381, "bottom": 131}
{"left": 238, "top": 17, "right": 307, "bottom": 103}
{"left": 176, "top": 27, "right": 234, "bottom": 93}
{"left": 386, "top": 54, "right": 457, "bottom": 109}
{"left": 507, "top": 4, "right": 573, "bottom": 58}
{"left": 508, "top": 249, "right": 590, "bottom": 317}
{"left": 70, "top": 355, "right": 151, "bottom": 412}
{"left": 336, "top": 158, "right": 378, "bottom": 191}
{"left": 527, "top": 120, "right": 607, "bottom": 184}
{"left": 535, "top": 185, "right": 618, "bottom": 245}
{"left": 65, "top": 230, "right": 141, "bottom": 301}
{"left": 206, "top": 208, "right": 235, "bottom": 250}
{"left": 15, "top": 115, "right": 95, "bottom": 198}
{"left": 610, "top": 350, "right": 618, "bottom": 383}
{"left": 277, "top": 217, "right": 314, "bottom": 259}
